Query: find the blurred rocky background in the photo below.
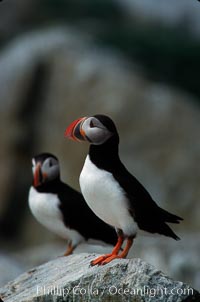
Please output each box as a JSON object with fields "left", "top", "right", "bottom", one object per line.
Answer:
{"left": 0, "top": 0, "right": 200, "bottom": 292}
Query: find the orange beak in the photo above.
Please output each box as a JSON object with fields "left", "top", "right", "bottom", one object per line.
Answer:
{"left": 33, "top": 162, "right": 43, "bottom": 187}
{"left": 65, "top": 117, "right": 87, "bottom": 142}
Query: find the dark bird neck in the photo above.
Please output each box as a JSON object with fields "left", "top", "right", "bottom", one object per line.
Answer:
{"left": 33, "top": 178, "right": 61, "bottom": 193}
{"left": 89, "top": 135, "right": 120, "bottom": 172}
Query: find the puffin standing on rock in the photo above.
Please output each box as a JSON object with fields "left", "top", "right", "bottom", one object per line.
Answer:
{"left": 65, "top": 114, "right": 183, "bottom": 265}
{"left": 28, "top": 153, "right": 117, "bottom": 256}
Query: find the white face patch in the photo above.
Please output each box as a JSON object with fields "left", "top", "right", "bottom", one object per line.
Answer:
{"left": 82, "top": 117, "right": 113, "bottom": 145}
{"left": 42, "top": 157, "right": 59, "bottom": 182}
{"left": 31, "top": 157, "right": 60, "bottom": 185}
{"left": 79, "top": 156, "right": 138, "bottom": 237}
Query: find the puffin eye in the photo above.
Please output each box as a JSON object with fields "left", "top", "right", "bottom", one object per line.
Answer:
{"left": 90, "top": 120, "right": 95, "bottom": 128}
{"left": 49, "top": 160, "right": 53, "bottom": 167}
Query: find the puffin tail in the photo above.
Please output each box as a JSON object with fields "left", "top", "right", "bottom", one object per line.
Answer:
{"left": 159, "top": 222, "right": 181, "bottom": 241}
{"left": 159, "top": 207, "right": 183, "bottom": 224}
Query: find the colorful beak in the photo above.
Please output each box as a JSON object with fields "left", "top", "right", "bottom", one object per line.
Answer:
{"left": 65, "top": 117, "right": 87, "bottom": 142}
{"left": 33, "top": 162, "right": 43, "bottom": 187}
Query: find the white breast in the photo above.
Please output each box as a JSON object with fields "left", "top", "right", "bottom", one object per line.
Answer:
{"left": 79, "top": 156, "right": 138, "bottom": 237}
{"left": 28, "top": 187, "right": 84, "bottom": 246}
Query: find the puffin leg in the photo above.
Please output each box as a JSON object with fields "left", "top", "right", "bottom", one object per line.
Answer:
{"left": 63, "top": 242, "right": 75, "bottom": 256}
{"left": 91, "top": 236, "right": 124, "bottom": 266}
{"left": 101, "top": 237, "right": 134, "bottom": 265}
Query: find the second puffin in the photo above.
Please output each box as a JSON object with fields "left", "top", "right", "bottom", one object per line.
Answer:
{"left": 29, "top": 153, "right": 117, "bottom": 256}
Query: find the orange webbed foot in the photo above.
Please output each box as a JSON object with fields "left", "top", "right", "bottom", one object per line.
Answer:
{"left": 91, "top": 253, "right": 124, "bottom": 266}
{"left": 101, "top": 254, "right": 122, "bottom": 265}
{"left": 90, "top": 253, "right": 113, "bottom": 266}
{"left": 90, "top": 236, "right": 124, "bottom": 266}
{"left": 91, "top": 237, "right": 134, "bottom": 266}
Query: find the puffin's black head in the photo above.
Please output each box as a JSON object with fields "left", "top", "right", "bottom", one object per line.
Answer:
{"left": 65, "top": 114, "right": 119, "bottom": 145}
{"left": 32, "top": 153, "right": 60, "bottom": 187}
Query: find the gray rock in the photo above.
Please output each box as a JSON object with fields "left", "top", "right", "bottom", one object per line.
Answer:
{"left": 0, "top": 254, "right": 199, "bottom": 302}
{"left": 12, "top": 233, "right": 200, "bottom": 291}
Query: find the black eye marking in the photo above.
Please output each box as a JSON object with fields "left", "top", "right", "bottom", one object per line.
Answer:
{"left": 90, "top": 120, "right": 95, "bottom": 128}
{"left": 49, "top": 160, "right": 53, "bottom": 167}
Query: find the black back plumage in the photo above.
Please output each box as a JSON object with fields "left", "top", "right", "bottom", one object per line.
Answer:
{"left": 34, "top": 154, "right": 117, "bottom": 245}
{"left": 89, "top": 115, "right": 183, "bottom": 240}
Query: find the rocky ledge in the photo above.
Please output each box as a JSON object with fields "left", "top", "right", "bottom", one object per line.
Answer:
{"left": 0, "top": 254, "right": 199, "bottom": 302}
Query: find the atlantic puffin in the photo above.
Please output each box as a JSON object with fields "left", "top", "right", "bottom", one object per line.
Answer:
{"left": 28, "top": 153, "right": 117, "bottom": 256}
{"left": 65, "top": 114, "right": 183, "bottom": 265}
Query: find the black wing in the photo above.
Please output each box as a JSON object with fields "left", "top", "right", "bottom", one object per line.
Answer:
{"left": 111, "top": 160, "right": 183, "bottom": 240}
